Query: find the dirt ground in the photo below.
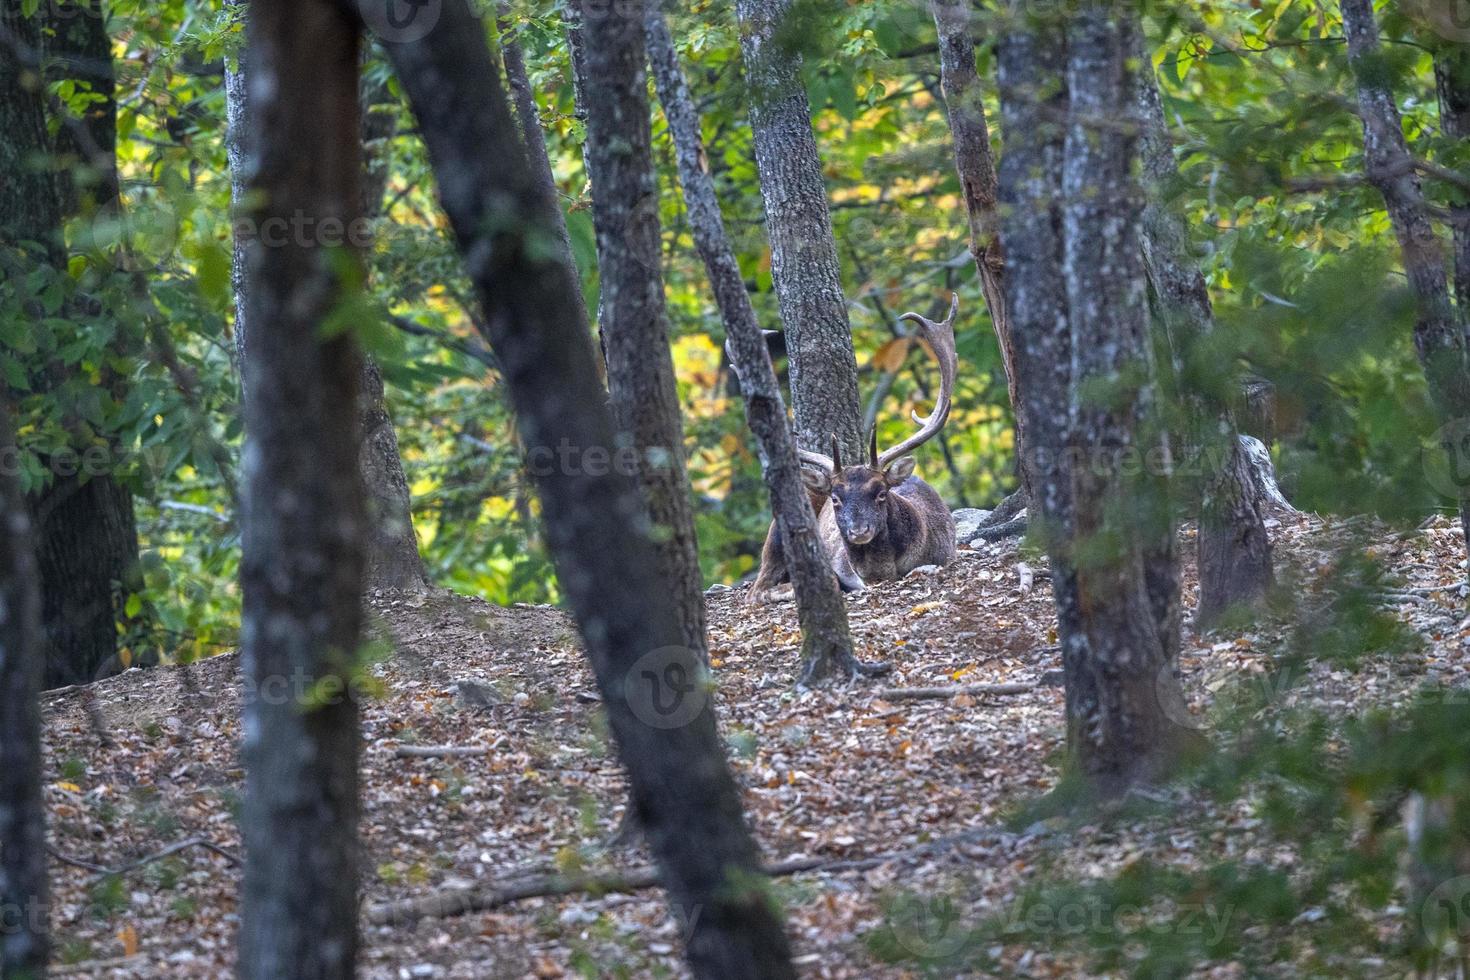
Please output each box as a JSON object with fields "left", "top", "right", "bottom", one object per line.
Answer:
{"left": 36, "top": 510, "right": 1470, "bottom": 977}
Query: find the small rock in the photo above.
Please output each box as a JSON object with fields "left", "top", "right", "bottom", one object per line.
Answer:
{"left": 907, "top": 564, "right": 941, "bottom": 576}
{"left": 512, "top": 691, "right": 531, "bottom": 707}
{"left": 451, "top": 680, "right": 502, "bottom": 710}
{"left": 951, "top": 507, "right": 992, "bottom": 540}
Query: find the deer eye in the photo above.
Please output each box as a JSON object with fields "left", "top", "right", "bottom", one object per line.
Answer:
{"left": 876, "top": 489, "right": 888, "bottom": 503}
{"left": 831, "top": 495, "right": 843, "bottom": 508}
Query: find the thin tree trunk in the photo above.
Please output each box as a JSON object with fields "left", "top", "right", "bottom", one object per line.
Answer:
{"left": 1060, "top": 4, "right": 1188, "bottom": 794}
{"left": 1343, "top": 0, "right": 1470, "bottom": 579}
{"left": 644, "top": 6, "right": 865, "bottom": 683}
{"left": 359, "top": 65, "right": 430, "bottom": 592}
{"left": 0, "top": 403, "right": 47, "bottom": 980}
{"left": 579, "top": 0, "right": 707, "bottom": 659}
{"left": 735, "top": 0, "right": 864, "bottom": 461}
{"left": 236, "top": 2, "right": 365, "bottom": 977}
{"left": 224, "top": 0, "right": 250, "bottom": 385}
{"left": 375, "top": 2, "right": 796, "bottom": 974}
{"left": 928, "top": 0, "right": 1021, "bottom": 463}
{"left": 1437, "top": 47, "right": 1469, "bottom": 318}
{"left": 1133, "top": 48, "right": 1273, "bottom": 630}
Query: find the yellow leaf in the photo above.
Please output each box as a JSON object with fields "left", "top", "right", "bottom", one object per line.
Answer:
{"left": 55, "top": 781, "right": 81, "bottom": 793}
{"left": 951, "top": 664, "right": 976, "bottom": 680}
{"left": 870, "top": 337, "right": 911, "bottom": 374}
{"left": 118, "top": 925, "right": 139, "bottom": 957}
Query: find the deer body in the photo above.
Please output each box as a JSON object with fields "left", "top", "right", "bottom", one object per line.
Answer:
{"left": 747, "top": 294, "right": 961, "bottom": 602}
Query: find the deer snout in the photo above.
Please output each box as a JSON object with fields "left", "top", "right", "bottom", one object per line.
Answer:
{"left": 843, "top": 524, "right": 877, "bottom": 546}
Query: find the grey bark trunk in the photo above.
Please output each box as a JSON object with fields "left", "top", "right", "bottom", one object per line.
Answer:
{"left": 1343, "top": 0, "right": 1470, "bottom": 580}
{"left": 224, "top": 0, "right": 250, "bottom": 384}
{"left": 1133, "top": 50, "right": 1273, "bottom": 630}
{"left": 1437, "top": 48, "right": 1469, "bottom": 318}
{"left": 928, "top": 0, "right": 1021, "bottom": 464}
{"left": 735, "top": 0, "right": 864, "bottom": 462}
{"left": 580, "top": 0, "right": 707, "bottom": 659}
{"left": 359, "top": 65, "right": 430, "bottom": 592}
{"left": 644, "top": 6, "right": 865, "bottom": 684}
{"left": 236, "top": 2, "right": 365, "bottom": 977}
{"left": 0, "top": 404, "right": 47, "bottom": 980}
{"left": 377, "top": 2, "right": 796, "bottom": 974}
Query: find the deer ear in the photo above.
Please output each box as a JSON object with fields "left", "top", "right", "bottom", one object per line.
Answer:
{"left": 884, "top": 456, "right": 916, "bottom": 485}
{"left": 801, "top": 466, "right": 832, "bottom": 495}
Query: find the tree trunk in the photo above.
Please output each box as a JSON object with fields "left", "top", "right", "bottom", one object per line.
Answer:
{"left": 0, "top": 404, "right": 47, "bottom": 980}
{"left": 42, "top": 0, "right": 118, "bottom": 215}
{"left": 377, "top": 2, "right": 796, "bottom": 973}
{"left": 579, "top": 0, "right": 708, "bottom": 659}
{"left": 358, "top": 65, "right": 430, "bottom": 593}
{"left": 236, "top": 2, "right": 365, "bottom": 977}
{"left": 1061, "top": 4, "right": 1188, "bottom": 794}
{"left": 928, "top": 0, "right": 1021, "bottom": 463}
{"left": 1437, "top": 47, "right": 1469, "bottom": 318}
{"left": 734, "top": 0, "right": 864, "bottom": 462}
{"left": 1133, "top": 48, "right": 1273, "bottom": 630}
{"left": 2, "top": 0, "right": 141, "bottom": 689}
{"left": 644, "top": 6, "right": 864, "bottom": 684}
{"left": 224, "top": 0, "right": 250, "bottom": 384}
{"left": 1343, "top": 0, "right": 1470, "bottom": 579}
{"left": 996, "top": 13, "right": 1096, "bottom": 782}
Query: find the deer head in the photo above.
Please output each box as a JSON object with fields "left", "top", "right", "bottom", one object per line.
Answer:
{"left": 797, "top": 293, "right": 958, "bottom": 548}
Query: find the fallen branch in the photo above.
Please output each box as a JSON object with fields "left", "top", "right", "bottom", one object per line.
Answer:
{"left": 366, "top": 826, "right": 1006, "bottom": 926}
{"left": 875, "top": 682, "right": 1037, "bottom": 701}
{"left": 49, "top": 838, "right": 242, "bottom": 888}
{"left": 53, "top": 955, "right": 147, "bottom": 975}
{"left": 393, "top": 744, "right": 497, "bottom": 759}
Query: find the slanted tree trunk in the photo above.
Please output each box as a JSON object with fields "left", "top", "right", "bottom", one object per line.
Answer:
{"left": 0, "top": 403, "right": 47, "bottom": 980}
{"left": 645, "top": 6, "right": 867, "bottom": 684}
{"left": 580, "top": 0, "right": 707, "bottom": 659}
{"left": 376, "top": 2, "right": 796, "bottom": 975}
{"left": 1, "top": 0, "right": 141, "bottom": 689}
{"left": 358, "top": 66, "right": 430, "bottom": 592}
{"left": 928, "top": 0, "right": 1019, "bottom": 457}
{"left": 236, "top": 2, "right": 365, "bottom": 977}
{"left": 1061, "top": 4, "right": 1189, "bottom": 794}
{"left": 735, "top": 0, "right": 864, "bottom": 462}
{"left": 1343, "top": 0, "right": 1470, "bottom": 578}
{"left": 1133, "top": 49, "right": 1273, "bottom": 630}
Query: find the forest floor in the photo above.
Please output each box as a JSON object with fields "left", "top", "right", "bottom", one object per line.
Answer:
{"left": 35, "top": 510, "right": 1470, "bottom": 978}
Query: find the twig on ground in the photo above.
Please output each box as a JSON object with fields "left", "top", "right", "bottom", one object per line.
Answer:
{"left": 873, "top": 682, "right": 1038, "bottom": 701}
{"left": 53, "top": 838, "right": 242, "bottom": 888}
{"left": 393, "top": 744, "right": 499, "bottom": 759}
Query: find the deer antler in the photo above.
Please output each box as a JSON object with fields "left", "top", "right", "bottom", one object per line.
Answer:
{"left": 796, "top": 434, "right": 837, "bottom": 474}
{"left": 878, "top": 292, "right": 958, "bottom": 469}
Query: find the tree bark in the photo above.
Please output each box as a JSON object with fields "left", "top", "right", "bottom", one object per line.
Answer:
{"left": 580, "top": 0, "right": 707, "bottom": 659}
{"left": 928, "top": 0, "right": 1020, "bottom": 462}
{"left": 358, "top": 65, "right": 430, "bottom": 593}
{"left": 0, "top": 403, "right": 47, "bottom": 980}
{"left": 1, "top": 0, "right": 141, "bottom": 689}
{"left": 644, "top": 5, "right": 863, "bottom": 683}
{"left": 1061, "top": 4, "right": 1188, "bottom": 794}
{"left": 996, "top": 12, "right": 1096, "bottom": 784}
{"left": 236, "top": 2, "right": 365, "bottom": 977}
{"left": 376, "top": 2, "right": 796, "bottom": 975}
{"left": 224, "top": 0, "right": 250, "bottom": 385}
{"left": 1436, "top": 47, "right": 1469, "bottom": 318}
{"left": 1133, "top": 48, "right": 1273, "bottom": 630}
{"left": 1343, "top": 0, "right": 1470, "bottom": 577}
{"left": 735, "top": 0, "right": 864, "bottom": 462}
{"left": 42, "top": 0, "right": 117, "bottom": 215}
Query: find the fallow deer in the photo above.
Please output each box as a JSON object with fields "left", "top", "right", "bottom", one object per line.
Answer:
{"left": 747, "top": 294, "right": 960, "bottom": 602}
